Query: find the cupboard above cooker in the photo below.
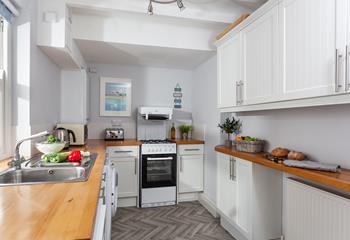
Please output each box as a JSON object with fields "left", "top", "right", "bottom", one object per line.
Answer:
{"left": 216, "top": 0, "right": 350, "bottom": 112}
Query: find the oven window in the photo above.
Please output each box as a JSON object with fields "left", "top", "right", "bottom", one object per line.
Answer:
{"left": 147, "top": 160, "right": 172, "bottom": 182}
{"left": 142, "top": 154, "right": 176, "bottom": 188}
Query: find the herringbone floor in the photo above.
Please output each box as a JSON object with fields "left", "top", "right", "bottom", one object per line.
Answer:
{"left": 112, "top": 201, "right": 235, "bottom": 240}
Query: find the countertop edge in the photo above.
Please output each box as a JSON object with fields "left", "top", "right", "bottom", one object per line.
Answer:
{"left": 215, "top": 145, "right": 350, "bottom": 192}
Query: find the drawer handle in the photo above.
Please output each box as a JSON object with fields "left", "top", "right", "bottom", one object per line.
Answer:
{"left": 184, "top": 149, "right": 200, "bottom": 151}
{"left": 114, "top": 150, "right": 133, "bottom": 153}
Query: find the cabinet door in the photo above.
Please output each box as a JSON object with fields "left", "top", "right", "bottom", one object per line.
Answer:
{"left": 217, "top": 34, "right": 241, "bottom": 108}
{"left": 178, "top": 155, "right": 203, "bottom": 193}
{"left": 235, "top": 158, "right": 252, "bottom": 238}
{"left": 111, "top": 157, "right": 138, "bottom": 198}
{"left": 216, "top": 153, "right": 237, "bottom": 221}
{"left": 279, "top": 0, "right": 346, "bottom": 100}
{"left": 241, "top": 6, "right": 279, "bottom": 105}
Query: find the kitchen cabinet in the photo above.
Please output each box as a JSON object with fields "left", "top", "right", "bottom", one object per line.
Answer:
{"left": 217, "top": 34, "right": 241, "bottom": 108}
{"left": 279, "top": 0, "right": 347, "bottom": 100}
{"left": 216, "top": 152, "right": 282, "bottom": 240}
{"left": 37, "top": 0, "right": 85, "bottom": 69}
{"left": 178, "top": 144, "right": 204, "bottom": 193}
{"left": 108, "top": 146, "right": 139, "bottom": 207}
{"left": 60, "top": 69, "right": 90, "bottom": 124}
{"left": 216, "top": 0, "right": 350, "bottom": 112}
{"left": 241, "top": 5, "right": 279, "bottom": 105}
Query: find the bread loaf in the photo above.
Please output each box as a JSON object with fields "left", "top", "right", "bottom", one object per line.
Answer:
{"left": 271, "top": 148, "right": 290, "bottom": 158}
{"left": 287, "top": 151, "right": 306, "bottom": 161}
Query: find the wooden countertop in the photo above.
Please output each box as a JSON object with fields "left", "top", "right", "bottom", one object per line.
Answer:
{"left": 0, "top": 140, "right": 107, "bottom": 240}
{"left": 105, "top": 139, "right": 142, "bottom": 146}
{"left": 215, "top": 145, "right": 350, "bottom": 192}
{"left": 169, "top": 139, "right": 205, "bottom": 145}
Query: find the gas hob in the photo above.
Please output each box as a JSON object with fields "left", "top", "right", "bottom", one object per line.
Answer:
{"left": 141, "top": 140, "right": 176, "bottom": 155}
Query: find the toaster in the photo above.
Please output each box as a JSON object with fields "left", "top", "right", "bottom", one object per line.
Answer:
{"left": 105, "top": 128, "right": 124, "bottom": 141}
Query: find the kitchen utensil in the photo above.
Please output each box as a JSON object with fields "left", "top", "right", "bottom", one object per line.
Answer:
{"left": 54, "top": 127, "right": 76, "bottom": 148}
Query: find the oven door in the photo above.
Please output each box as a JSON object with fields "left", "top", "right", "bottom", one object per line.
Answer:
{"left": 142, "top": 154, "right": 176, "bottom": 188}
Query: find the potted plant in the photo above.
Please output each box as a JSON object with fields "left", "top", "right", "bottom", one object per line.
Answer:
{"left": 218, "top": 117, "right": 242, "bottom": 148}
{"left": 178, "top": 125, "right": 193, "bottom": 140}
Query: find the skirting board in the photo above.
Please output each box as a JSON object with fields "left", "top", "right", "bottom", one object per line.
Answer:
{"left": 220, "top": 215, "right": 248, "bottom": 240}
{"left": 198, "top": 193, "right": 219, "bottom": 218}
{"left": 178, "top": 192, "right": 199, "bottom": 202}
{"left": 118, "top": 197, "right": 137, "bottom": 207}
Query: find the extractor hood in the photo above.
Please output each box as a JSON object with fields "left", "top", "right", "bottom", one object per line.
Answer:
{"left": 139, "top": 107, "right": 173, "bottom": 120}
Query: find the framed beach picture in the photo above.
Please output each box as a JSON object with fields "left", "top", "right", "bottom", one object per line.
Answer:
{"left": 100, "top": 77, "right": 132, "bottom": 117}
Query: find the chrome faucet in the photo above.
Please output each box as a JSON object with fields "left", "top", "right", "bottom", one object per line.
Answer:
{"left": 10, "top": 131, "right": 50, "bottom": 170}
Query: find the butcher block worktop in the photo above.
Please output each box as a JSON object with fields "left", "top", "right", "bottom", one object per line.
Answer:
{"left": 215, "top": 145, "right": 350, "bottom": 192}
{"left": 170, "top": 139, "right": 205, "bottom": 145}
{"left": 0, "top": 140, "right": 108, "bottom": 240}
{"left": 105, "top": 139, "right": 142, "bottom": 146}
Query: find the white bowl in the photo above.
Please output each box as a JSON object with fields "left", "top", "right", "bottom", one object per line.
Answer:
{"left": 35, "top": 142, "right": 66, "bottom": 154}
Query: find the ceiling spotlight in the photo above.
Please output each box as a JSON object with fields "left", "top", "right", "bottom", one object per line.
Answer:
{"left": 148, "top": 1, "right": 153, "bottom": 15}
{"left": 177, "top": 0, "right": 185, "bottom": 11}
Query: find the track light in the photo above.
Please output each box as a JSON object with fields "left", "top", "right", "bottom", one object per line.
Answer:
{"left": 148, "top": 1, "right": 153, "bottom": 15}
{"left": 177, "top": 0, "right": 185, "bottom": 11}
{"left": 147, "top": 0, "right": 186, "bottom": 15}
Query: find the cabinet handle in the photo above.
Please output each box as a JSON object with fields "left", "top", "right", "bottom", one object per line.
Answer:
{"left": 236, "top": 82, "right": 240, "bottom": 105}
{"left": 346, "top": 45, "right": 349, "bottom": 92}
{"left": 134, "top": 158, "right": 137, "bottom": 175}
{"left": 229, "top": 158, "right": 232, "bottom": 180}
{"left": 232, "top": 158, "right": 236, "bottom": 181}
{"left": 239, "top": 81, "right": 244, "bottom": 105}
{"left": 184, "top": 149, "right": 200, "bottom": 151}
{"left": 102, "top": 172, "right": 106, "bottom": 181}
{"left": 114, "top": 150, "right": 133, "bottom": 153}
{"left": 100, "top": 186, "right": 106, "bottom": 205}
{"left": 335, "top": 49, "right": 343, "bottom": 92}
{"left": 180, "top": 156, "right": 183, "bottom": 172}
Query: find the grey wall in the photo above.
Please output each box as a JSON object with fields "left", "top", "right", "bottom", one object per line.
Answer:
{"left": 233, "top": 105, "right": 350, "bottom": 169}
{"left": 12, "top": 0, "right": 61, "bottom": 154}
{"left": 192, "top": 55, "right": 220, "bottom": 203}
{"left": 87, "top": 63, "right": 193, "bottom": 139}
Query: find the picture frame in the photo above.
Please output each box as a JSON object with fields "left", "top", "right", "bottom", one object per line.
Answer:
{"left": 100, "top": 77, "right": 132, "bottom": 117}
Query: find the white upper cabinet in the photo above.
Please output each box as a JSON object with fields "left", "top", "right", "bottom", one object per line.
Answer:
{"left": 37, "top": 0, "right": 85, "bottom": 69}
{"left": 241, "top": 5, "right": 279, "bottom": 105}
{"left": 346, "top": 0, "right": 350, "bottom": 93}
{"left": 61, "top": 69, "right": 90, "bottom": 124}
{"left": 279, "top": 0, "right": 347, "bottom": 100}
{"left": 217, "top": 34, "right": 241, "bottom": 108}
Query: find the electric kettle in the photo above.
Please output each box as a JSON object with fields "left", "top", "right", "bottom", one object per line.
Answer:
{"left": 54, "top": 127, "right": 76, "bottom": 148}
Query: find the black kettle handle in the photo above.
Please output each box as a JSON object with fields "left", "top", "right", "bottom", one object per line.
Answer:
{"left": 67, "top": 129, "right": 76, "bottom": 142}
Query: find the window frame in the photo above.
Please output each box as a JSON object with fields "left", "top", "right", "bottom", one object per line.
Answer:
{"left": 0, "top": 18, "right": 12, "bottom": 160}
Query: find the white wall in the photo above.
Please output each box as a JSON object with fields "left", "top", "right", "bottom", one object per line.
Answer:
{"left": 233, "top": 105, "right": 350, "bottom": 169}
{"left": 192, "top": 55, "right": 220, "bottom": 203}
{"left": 12, "top": 0, "right": 61, "bottom": 155}
{"left": 88, "top": 63, "right": 193, "bottom": 139}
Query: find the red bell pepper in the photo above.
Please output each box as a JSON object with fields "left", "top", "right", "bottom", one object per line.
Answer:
{"left": 68, "top": 150, "right": 81, "bottom": 162}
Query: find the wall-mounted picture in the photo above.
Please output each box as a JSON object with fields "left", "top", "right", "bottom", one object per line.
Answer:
{"left": 100, "top": 77, "right": 132, "bottom": 117}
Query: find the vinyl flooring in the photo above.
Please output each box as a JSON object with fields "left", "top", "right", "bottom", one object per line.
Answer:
{"left": 112, "top": 201, "right": 235, "bottom": 240}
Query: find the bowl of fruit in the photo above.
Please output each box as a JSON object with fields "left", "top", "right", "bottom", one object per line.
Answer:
{"left": 235, "top": 136, "right": 265, "bottom": 153}
{"left": 35, "top": 135, "right": 66, "bottom": 154}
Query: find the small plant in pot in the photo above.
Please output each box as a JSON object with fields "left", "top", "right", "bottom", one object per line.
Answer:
{"left": 178, "top": 125, "right": 193, "bottom": 140}
{"left": 218, "top": 117, "right": 242, "bottom": 148}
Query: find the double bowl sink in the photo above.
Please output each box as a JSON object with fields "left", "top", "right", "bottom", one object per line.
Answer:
{"left": 0, "top": 153, "right": 97, "bottom": 186}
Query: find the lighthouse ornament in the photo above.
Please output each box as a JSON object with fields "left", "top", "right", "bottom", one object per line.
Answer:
{"left": 173, "top": 83, "right": 182, "bottom": 109}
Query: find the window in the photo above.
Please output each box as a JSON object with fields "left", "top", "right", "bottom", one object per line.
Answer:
{"left": 0, "top": 17, "right": 11, "bottom": 159}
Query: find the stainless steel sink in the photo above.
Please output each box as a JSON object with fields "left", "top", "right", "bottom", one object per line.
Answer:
{"left": 0, "top": 153, "right": 97, "bottom": 186}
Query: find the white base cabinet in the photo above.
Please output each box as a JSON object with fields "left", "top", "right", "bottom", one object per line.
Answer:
{"left": 178, "top": 144, "right": 204, "bottom": 194}
{"left": 107, "top": 146, "right": 139, "bottom": 207}
{"left": 216, "top": 152, "right": 283, "bottom": 240}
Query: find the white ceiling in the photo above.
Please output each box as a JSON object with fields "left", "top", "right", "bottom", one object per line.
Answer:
{"left": 76, "top": 39, "right": 215, "bottom": 70}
